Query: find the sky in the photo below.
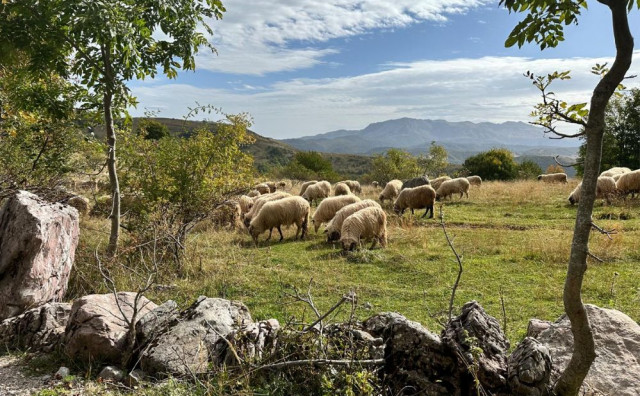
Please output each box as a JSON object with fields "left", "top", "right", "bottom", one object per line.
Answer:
{"left": 129, "top": 1, "right": 640, "bottom": 139}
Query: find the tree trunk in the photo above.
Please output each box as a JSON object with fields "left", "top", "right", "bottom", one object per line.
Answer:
{"left": 554, "top": 1, "right": 634, "bottom": 395}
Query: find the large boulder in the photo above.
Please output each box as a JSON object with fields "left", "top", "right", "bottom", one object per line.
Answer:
{"left": 0, "top": 302, "right": 71, "bottom": 352}
{"left": 536, "top": 304, "right": 640, "bottom": 396}
{"left": 0, "top": 191, "right": 79, "bottom": 320}
{"left": 140, "top": 296, "right": 252, "bottom": 377}
{"left": 64, "top": 292, "right": 157, "bottom": 364}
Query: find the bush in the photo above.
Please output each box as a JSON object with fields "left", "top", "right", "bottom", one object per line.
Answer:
{"left": 368, "top": 149, "right": 421, "bottom": 184}
{"left": 463, "top": 148, "right": 519, "bottom": 181}
{"left": 518, "top": 160, "right": 543, "bottom": 179}
{"left": 281, "top": 151, "right": 340, "bottom": 181}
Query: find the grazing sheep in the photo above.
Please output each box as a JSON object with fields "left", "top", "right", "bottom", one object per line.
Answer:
{"left": 372, "top": 181, "right": 380, "bottom": 188}
{"left": 312, "top": 195, "right": 361, "bottom": 233}
{"left": 238, "top": 195, "right": 254, "bottom": 214}
{"left": 248, "top": 196, "right": 310, "bottom": 244}
{"left": 379, "top": 179, "right": 403, "bottom": 203}
{"left": 537, "top": 173, "right": 568, "bottom": 183}
{"left": 600, "top": 167, "right": 632, "bottom": 178}
{"left": 325, "top": 200, "right": 381, "bottom": 242}
{"left": 393, "top": 185, "right": 436, "bottom": 218}
{"left": 277, "top": 181, "right": 288, "bottom": 190}
{"left": 436, "top": 178, "right": 470, "bottom": 201}
{"left": 466, "top": 175, "right": 482, "bottom": 186}
{"left": 265, "top": 182, "right": 277, "bottom": 193}
{"left": 401, "top": 175, "right": 430, "bottom": 190}
{"left": 317, "top": 180, "right": 331, "bottom": 195}
{"left": 299, "top": 180, "right": 318, "bottom": 196}
{"left": 247, "top": 190, "right": 261, "bottom": 198}
{"left": 243, "top": 192, "right": 292, "bottom": 228}
{"left": 255, "top": 183, "right": 271, "bottom": 194}
{"left": 340, "top": 207, "right": 387, "bottom": 251}
{"left": 615, "top": 169, "right": 640, "bottom": 198}
{"left": 333, "top": 182, "right": 352, "bottom": 196}
{"left": 67, "top": 195, "right": 90, "bottom": 216}
{"left": 613, "top": 173, "right": 625, "bottom": 182}
{"left": 341, "top": 180, "right": 362, "bottom": 194}
{"left": 430, "top": 176, "right": 452, "bottom": 191}
{"left": 302, "top": 182, "right": 330, "bottom": 206}
{"left": 568, "top": 176, "right": 617, "bottom": 205}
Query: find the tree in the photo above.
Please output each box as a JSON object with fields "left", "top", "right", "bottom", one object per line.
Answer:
{"left": 1, "top": 0, "right": 225, "bottom": 256}
{"left": 137, "top": 119, "right": 170, "bottom": 140}
{"left": 546, "top": 164, "right": 566, "bottom": 175}
{"left": 418, "top": 141, "right": 449, "bottom": 177}
{"left": 283, "top": 151, "right": 339, "bottom": 181}
{"left": 370, "top": 149, "right": 421, "bottom": 184}
{"left": 502, "top": 1, "right": 636, "bottom": 394}
{"left": 463, "top": 148, "right": 519, "bottom": 181}
{"left": 518, "top": 160, "right": 543, "bottom": 179}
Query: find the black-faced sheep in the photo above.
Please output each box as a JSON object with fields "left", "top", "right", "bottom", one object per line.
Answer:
{"left": 430, "top": 176, "right": 452, "bottom": 191}
{"left": 372, "top": 181, "right": 380, "bottom": 188}
{"left": 302, "top": 183, "right": 329, "bottom": 206}
{"left": 333, "top": 182, "right": 352, "bottom": 196}
{"left": 466, "top": 175, "right": 482, "bottom": 186}
{"left": 248, "top": 196, "right": 310, "bottom": 244}
{"left": 615, "top": 169, "right": 640, "bottom": 198}
{"left": 277, "top": 181, "right": 288, "bottom": 190}
{"left": 568, "top": 176, "right": 617, "bottom": 205}
{"left": 436, "top": 178, "right": 470, "bottom": 201}
{"left": 311, "top": 194, "right": 361, "bottom": 233}
{"left": 243, "top": 192, "right": 292, "bottom": 228}
{"left": 340, "top": 207, "right": 387, "bottom": 251}
{"left": 299, "top": 180, "right": 317, "bottom": 196}
{"left": 600, "top": 167, "right": 632, "bottom": 178}
{"left": 325, "top": 199, "right": 381, "bottom": 242}
{"left": 265, "top": 182, "right": 277, "bottom": 193}
{"left": 379, "top": 180, "right": 403, "bottom": 203}
{"left": 393, "top": 184, "right": 436, "bottom": 218}
{"left": 537, "top": 173, "right": 568, "bottom": 183}
{"left": 401, "top": 175, "right": 430, "bottom": 190}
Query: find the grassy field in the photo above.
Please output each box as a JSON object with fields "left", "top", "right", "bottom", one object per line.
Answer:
{"left": 74, "top": 180, "right": 640, "bottom": 345}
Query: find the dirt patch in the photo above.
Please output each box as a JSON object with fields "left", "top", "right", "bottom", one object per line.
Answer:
{"left": 0, "top": 355, "right": 49, "bottom": 395}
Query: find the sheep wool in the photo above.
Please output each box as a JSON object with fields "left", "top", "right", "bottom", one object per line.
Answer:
{"left": 325, "top": 199, "right": 381, "bottom": 242}
{"left": 316, "top": 181, "right": 331, "bottom": 196}
{"left": 341, "top": 180, "right": 362, "bottom": 194}
{"left": 243, "top": 192, "right": 292, "bottom": 227}
{"left": 340, "top": 207, "right": 387, "bottom": 251}
{"left": 238, "top": 195, "right": 254, "bottom": 214}
{"left": 333, "top": 182, "right": 352, "bottom": 196}
{"left": 265, "top": 182, "right": 277, "bottom": 193}
{"left": 247, "top": 190, "right": 261, "bottom": 198}
{"left": 299, "top": 180, "right": 318, "bottom": 196}
{"left": 277, "top": 181, "right": 288, "bottom": 190}
{"left": 393, "top": 184, "right": 437, "bottom": 218}
{"left": 372, "top": 181, "right": 380, "bottom": 188}
{"left": 615, "top": 169, "right": 640, "bottom": 198}
{"left": 255, "top": 183, "right": 271, "bottom": 194}
{"left": 311, "top": 194, "right": 361, "bottom": 233}
{"left": 568, "top": 176, "right": 617, "bottom": 205}
{"left": 302, "top": 183, "right": 329, "bottom": 206}
{"left": 401, "top": 176, "right": 430, "bottom": 190}
{"left": 436, "top": 178, "right": 470, "bottom": 201}
{"left": 600, "top": 167, "right": 632, "bottom": 178}
{"left": 466, "top": 175, "right": 482, "bottom": 186}
{"left": 379, "top": 180, "right": 403, "bottom": 203}
{"left": 249, "top": 196, "right": 310, "bottom": 244}
{"left": 537, "top": 173, "right": 568, "bottom": 183}
{"left": 430, "top": 176, "right": 452, "bottom": 190}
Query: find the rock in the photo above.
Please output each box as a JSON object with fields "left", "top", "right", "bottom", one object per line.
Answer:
{"left": 0, "top": 302, "right": 71, "bottom": 352}
{"left": 537, "top": 304, "right": 640, "bottom": 396}
{"left": 64, "top": 292, "right": 157, "bottom": 364}
{"left": 66, "top": 196, "right": 90, "bottom": 216}
{"left": 54, "top": 366, "right": 70, "bottom": 380}
{"left": 0, "top": 191, "right": 79, "bottom": 320}
{"left": 443, "top": 300, "right": 510, "bottom": 393}
{"left": 140, "top": 296, "right": 252, "bottom": 377}
{"left": 98, "top": 366, "right": 125, "bottom": 382}
{"left": 218, "top": 318, "right": 280, "bottom": 365}
{"left": 527, "top": 319, "right": 551, "bottom": 338}
{"left": 507, "top": 337, "right": 551, "bottom": 396}
{"left": 363, "top": 312, "right": 458, "bottom": 395}
{"left": 126, "top": 369, "right": 145, "bottom": 387}
{"left": 136, "top": 300, "right": 179, "bottom": 347}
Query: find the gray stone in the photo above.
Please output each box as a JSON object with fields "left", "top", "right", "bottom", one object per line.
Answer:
{"left": 136, "top": 300, "right": 179, "bottom": 347}
{"left": 507, "top": 337, "right": 551, "bottom": 396}
{"left": 0, "top": 302, "right": 71, "bottom": 352}
{"left": 140, "top": 296, "right": 252, "bottom": 377}
{"left": 527, "top": 319, "right": 552, "bottom": 339}
{"left": 64, "top": 292, "right": 157, "bottom": 364}
{"left": 98, "top": 366, "right": 125, "bottom": 382}
{"left": 218, "top": 318, "right": 280, "bottom": 365}
{"left": 0, "top": 191, "right": 79, "bottom": 320}
{"left": 54, "top": 366, "right": 70, "bottom": 380}
{"left": 126, "top": 369, "right": 145, "bottom": 387}
{"left": 537, "top": 304, "right": 640, "bottom": 396}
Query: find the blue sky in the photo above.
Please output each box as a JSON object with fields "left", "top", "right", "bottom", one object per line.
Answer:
{"left": 130, "top": 1, "right": 640, "bottom": 139}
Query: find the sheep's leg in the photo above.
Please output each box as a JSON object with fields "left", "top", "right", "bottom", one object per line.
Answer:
{"left": 294, "top": 222, "right": 301, "bottom": 239}
{"left": 277, "top": 226, "right": 284, "bottom": 242}
{"left": 410, "top": 208, "right": 415, "bottom": 215}
{"left": 370, "top": 238, "right": 378, "bottom": 249}
{"left": 265, "top": 228, "right": 273, "bottom": 241}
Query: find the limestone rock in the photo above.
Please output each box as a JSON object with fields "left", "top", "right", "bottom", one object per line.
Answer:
{"left": 54, "top": 366, "right": 70, "bottom": 380}
{"left": 0, "top": 302, "right": 71, "bottom": 352}
{"left": 136, "top": 300, "right": 179, "bottom": 347}
{"left": 507, "top": 337, "right": 551, "bottom": 396}
{"left": 98, "top": 366, "right": 125, "bottom": 382}
{"left": 527, "top": 319, "right": 551, "bottom": 338}
{"left": 0, "top": 191, "right": 79, "bottom": 320}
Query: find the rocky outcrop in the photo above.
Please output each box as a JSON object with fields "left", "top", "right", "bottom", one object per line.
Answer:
{"left": 507, "top": 337, "right": 551, "bottom": 396}
{"left": 64, "top": 293, "right": 157, "bottom": 364}
{"left": 0, "top": 302, "right": 71, "bottom": 352}
{"left": 136, "top": 300, "right": 179, "bottom": 347}
{"left": 0, "top": 191, "right": 79, "bottom": 320}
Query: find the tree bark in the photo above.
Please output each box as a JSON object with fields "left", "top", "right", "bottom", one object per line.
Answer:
{"left": 554, "top": 1, "right": 634, "bottom": 395}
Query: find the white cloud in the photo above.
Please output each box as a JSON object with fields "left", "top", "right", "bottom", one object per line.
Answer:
{"left": 130, "top": 51, "right": 640, "bottom": 139}
{"left": 199, "top": 0, "right": 491, "bottom": 75}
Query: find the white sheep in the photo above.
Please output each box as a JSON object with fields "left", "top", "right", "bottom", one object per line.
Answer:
{"left": 311, "top": 194, "right": 361, "bottom": 233}
{"left": 302, "top": 183, "right": 329, "bottom": 206}
{"left": 238, "top": 195, "right": 254, "bottom": 214}
{"left": 277, "top": 180, "right": 288, "bottom": 190}
{"left": 255, "top": 183, "right": 271, "bottom": 195}
{"left": 299, "top": 180, "right": 317, "bottom": 196}
{"left": 325, "top": 199, "right": 381, "bottom": 242}
{"left": 379, "top": 179, "right": 403, "bottom": 203}
{"left": 265, "top": 182, "right": 277, "bottom": 193}
{"left": 436, "top": 178, "right": 470, "bottom": 201}
{"left": 568, "top": 176, "right": 617, "bottom": 205}
{"left": 466, "top": 175, "right": 482, "bottom": 186}
{"left": 537, "top": 173, "right": 568, "bottom": 183}
{"left": 372, "top": 181, "right": 380, "bottom": 188}
{"left": 248, "top": 196, "right": 310, "bottom": 244}
{"left": 341, "top": 180, "right": 361, "bottom": 194}
{"left": 615, "top": 169, "right": 640, "bottom": 198}
{"left": 393, "top": 184, "right": 437, "bottom": 218}
{"left": 600, "top": 167, "right": 632, "bottom": 178}
{"left": 430, "top": 176, "right": 452, "bottom": 191}
{"left": 340, "top": 207, "right": 387, "bottom": 251}
{"left": 247, "top": 190, "right": 261, "bottom": 198}
{"left": 243, "top": 192, "right": 292, "bottom": 228}
{"left": 333, "top": 182, "right": 352, "bottom": 196}
{"left": 316, "top": 180, "right": 331, "bottom": 196}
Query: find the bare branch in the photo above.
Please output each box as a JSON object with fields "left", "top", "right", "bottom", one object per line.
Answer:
{"left": 302, "top": 291, "right": 356, "bottom": 333}
{"left": 587, "top": 251, "right": 604, "bottom": 263}
{"left": 256, "top": 358, "right": 385, "bottom": 371}
{"left": 554, "top": 155, "right": 583, "bottom": 168}
{"left": 439, "top": 205, "right": 463, "bottom": 322}
{"left": 591, "top": 220, "right": 617, "bottom": 240}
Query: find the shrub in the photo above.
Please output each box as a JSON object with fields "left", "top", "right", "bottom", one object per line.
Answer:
{"left": 463, "top": 148, "right": 519, "bottom": 181}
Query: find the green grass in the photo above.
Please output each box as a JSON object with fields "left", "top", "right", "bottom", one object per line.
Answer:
{"left": 73, "top": 180, "right": 640, "bottom": 345}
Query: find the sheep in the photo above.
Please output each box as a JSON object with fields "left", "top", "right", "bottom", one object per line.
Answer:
{"left": 613, "top": 173, "right": 625, "bottom": 182}
{"left": 379, "top": 179, "right": 403, "bottom": 203}
{"left": 393, "top": 185, "right": 436, "bottom": 218}
{"left": 302, "top": 182, "right": 329, "bottom": 206}
{"left": 615, "top": 169, "right": 640, "bottom": 198}
{"left": 430, "top": 176, "right": 452, "bottom": 191}
{"left": 238, "top": 195, "right": 254, "bottom": 214}
{"left": 401, "top": 175, "right": 430, "bottom": 190}
{"left": 254, "top": 183, "right": 271, "bottom": 194}
{"left": 466, "top": 175, "right": 482, "bottom": 186}
{"left": 277, "top": 181, "right": 288, "bottom": 190}
{"left": 340, "top": 207, "right": 387, "bottom": 251}
{"left": 247, "top": 190, "right": 261, "bottom": 198}
{"left": 341, "top": 180, "right": 362, "bottom": 194}
{"left": 436, "top": 178, "right": 470, "bottom": 201}
{"left": 568, "top": 176, "right": 617, "bottom": 205}
{"left": 311, "top": 194, "right": 361, "bottom": 233}
{"left": 325, "top": 200, "right": 381, "bottom": 242}
{"left": 67, "top": 195, "right": 90, "bottom": 216}
{"left": 372, "top": 181, "right": 380, "bottom": 188}
{"left": 265, "top": 182, "right": 277, "bottom": 193}
{"left": 333, "top": 182, "right": 352, "bottom": 196}
{"left": 243, "top": 192, "right": 292, "bottom": 228}
{"left": 600, "top": 167, "right": 632, "bottom": 178}
{"left": 248, "top": 196, "right": 310, "bottom": 244}
{"left": 537, "top": 173, "right": 568, "bottom": 183}
{"left": 317, "top": 180, "right": 331, "bottom": 196}
{"left": 299, "top": 180, "right": 318, "bottom": 196}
